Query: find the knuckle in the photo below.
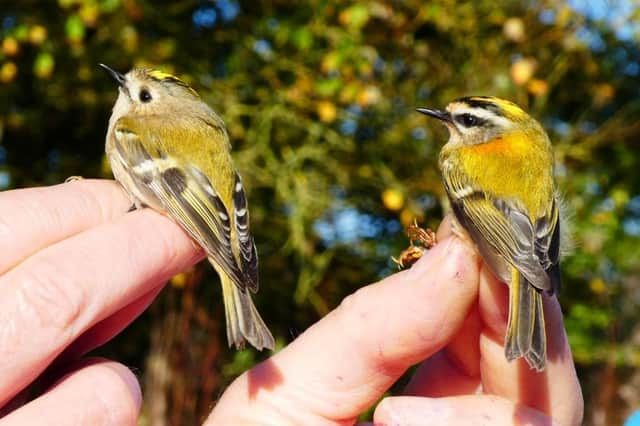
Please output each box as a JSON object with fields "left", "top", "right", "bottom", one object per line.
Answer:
{"left": 338, "top": 287, "right": 403, "bottom": 375}
{"left": 337, "top": 287, "right": 369, "bottom": 324}
{"left": 17, "top": 257, "right": 85, "bottom": 335}
{"left": 336, "top": 287, "right": 378, "bottom": 348}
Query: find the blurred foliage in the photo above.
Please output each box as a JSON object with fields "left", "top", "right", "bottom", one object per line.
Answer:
{"left": 1, "top": 0, "right": 640, "bottom": 424}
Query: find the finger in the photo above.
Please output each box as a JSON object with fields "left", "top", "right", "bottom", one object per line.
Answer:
{"left": 56, "top": 285, "right": 164, "bottom": 363}
{"left": 0, "top": 208, "right": 203, "bottom": 405}
{"left": 403, "top": 214, "right": 481, "bottom": 398}
{"left": 0, "top": 180, "right": 131, "bottom": 274}
{"left": 478, "top": 263, "right": 584, "bottom": 426}
{"left": 207, "top": 236, "right": 480, "bottom": 425}
{"left": 0, "top": 359, "right": 141, "bottom": 426}
{"left": 404, "top": 305, "right": 482, "bottom": 397}
{"left": 374, "top": 395, "right": 557, "bottom": 426}
{"left": 404, "top": 351, "right": 480, "bottom": 398}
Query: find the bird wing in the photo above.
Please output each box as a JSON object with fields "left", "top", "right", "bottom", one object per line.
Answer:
{"left": 534, "top": 198, "right": 561, "bottom": 293}
{"left": 443, "top": 165, "right": 560, "bottom": 293}
{"left": 110, "top": 115, "right": 258, "bottom": 292}
{"left": 231, "top": 173, "right": 259, "bottom": 288}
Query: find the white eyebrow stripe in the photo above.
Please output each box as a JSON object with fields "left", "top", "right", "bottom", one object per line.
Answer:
{"left": 451, "top": 107, "right": 512, "bottom": 128}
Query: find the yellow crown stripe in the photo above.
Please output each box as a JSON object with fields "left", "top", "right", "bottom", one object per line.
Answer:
{"left": 467, "top": 96, "right": 528, "bottom": 120}
{"left": 148, "top": 69, "right": 180, "bottom": 81}
{"left": 147, "top": 70, "right": 199, "bottom": 97}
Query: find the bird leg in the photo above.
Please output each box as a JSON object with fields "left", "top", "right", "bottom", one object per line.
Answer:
{"left": 406, "top": 220, "right": 438, "bottom": 249}
{"left": 391, "top": 219, "right": 437, "bottom": 270}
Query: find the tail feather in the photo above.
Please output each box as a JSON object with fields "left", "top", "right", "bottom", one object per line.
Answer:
{"left": 220, "top": 272, "right": 275, "bottom": 351}
{"left": 527, "top": 293, "right": 547, "bottom": 369}
{"left": 505, "top": 268, "right": 547, "bottom": 371}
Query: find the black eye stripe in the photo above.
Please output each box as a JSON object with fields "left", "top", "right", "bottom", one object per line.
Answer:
{"left": 454, "top": 113, "right": 484, "bottom": 127}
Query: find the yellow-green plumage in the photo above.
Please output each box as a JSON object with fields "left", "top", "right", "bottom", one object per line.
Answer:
{"left": 113, "top": 114, "right": 236, "bottom": 214}
{"left": 448, "top": 131, "right": 554, "bottom": 220}
{"left": 419, "top": 96, "right": 561, "bottom": 371}
{"left": 103, "top": 65, "right": 274, "bottom": 351}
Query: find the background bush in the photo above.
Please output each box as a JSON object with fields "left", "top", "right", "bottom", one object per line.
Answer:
{"left": 1, "top": 1, "right": 639, "bottom": 424}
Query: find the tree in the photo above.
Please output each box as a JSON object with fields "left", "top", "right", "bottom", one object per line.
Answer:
{"left": 1, "top": 1, "right": 639, "bottom": 423}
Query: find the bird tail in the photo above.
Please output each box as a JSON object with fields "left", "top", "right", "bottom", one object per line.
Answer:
{"left": 219, "top": 270, "right": 275, "bottom": 351}
{"left": 504, "top": 268, "right": 547, "bottom": 371}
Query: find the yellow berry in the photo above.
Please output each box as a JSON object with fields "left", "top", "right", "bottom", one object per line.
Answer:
{"left": 29, "top": 25, "right": 48, "bottom": 45}
{"left": 527, "top": 79, "right": 549, "bottom": 96}
{"left": 317, "top": 101, "right": 337, "bottom": 123}
{"left": 0, "top": 62, "right": 17, "bottom": 83}
{"left": 503, "top": 17, "right": 525, "bottom": 42}
{"left": 382, "top": 188, "right": 404, "bottom": 211}
{"left": 2, "top": 37, "right": 19, "bottom": 57}
{"left": 510, "top": 57, "right": 537, "bottom": 86}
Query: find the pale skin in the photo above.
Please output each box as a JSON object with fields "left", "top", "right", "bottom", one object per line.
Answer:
{"left": 0, "top": 180, "right": 582, "bottom": 425}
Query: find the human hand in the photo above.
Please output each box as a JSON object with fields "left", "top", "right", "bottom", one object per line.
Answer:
{"left": 207, "top": 216, "right": 583, "bottom": 425}
{"left": 0, "top": 180, "right": 203, "bottom": 425}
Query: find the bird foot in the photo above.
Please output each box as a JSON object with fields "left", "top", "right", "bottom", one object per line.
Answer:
{"left": 392, "top": 220, "right": 437, "bottom": 270}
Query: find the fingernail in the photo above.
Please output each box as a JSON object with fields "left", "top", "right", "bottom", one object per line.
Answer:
{"left": 432, "top": 236, "right": 472, "bottom": 261}
{"left": 106, "top": 363, "right": 142, "bottom": 409}
{"left": 445, "top": 237, "right": 474, "bottom": 256}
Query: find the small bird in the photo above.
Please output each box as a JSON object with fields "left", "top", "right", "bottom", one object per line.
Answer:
{"left": 417, "top": 96, "right": 562, "bottom": 371}
{"left": 101, "top": 64, "right": 275, "bottom": 351}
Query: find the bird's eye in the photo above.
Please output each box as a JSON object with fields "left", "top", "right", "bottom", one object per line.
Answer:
{"left": 456, "top": 113, "right": 481, "bottom": 127}
{"left": 139, "top": 89, "right": 152, "bottom": 103}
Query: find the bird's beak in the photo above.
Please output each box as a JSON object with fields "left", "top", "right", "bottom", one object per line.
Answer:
{"left": 416, "top": 107, "right": 452, "bottom": 123}
{"left": 99, "top": 63, "right": 126, "bottom": 87}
